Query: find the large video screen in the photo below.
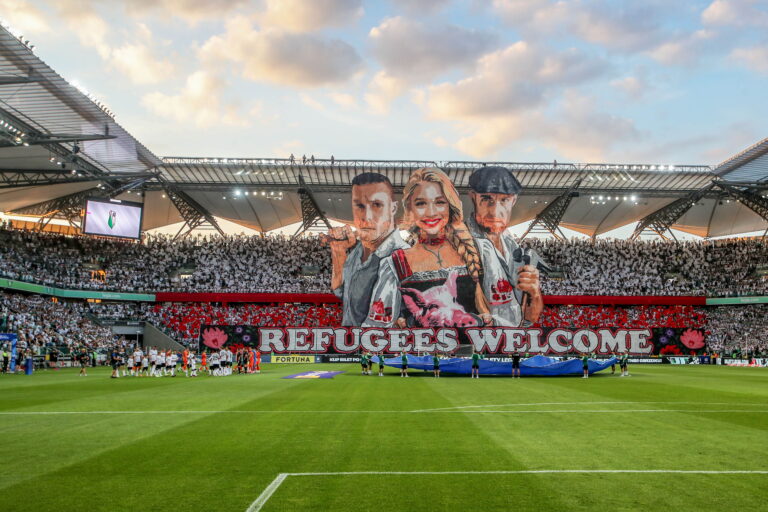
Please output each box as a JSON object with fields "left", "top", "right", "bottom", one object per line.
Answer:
{"left": 82, "top": 198, "right": 143, "bottom": 239}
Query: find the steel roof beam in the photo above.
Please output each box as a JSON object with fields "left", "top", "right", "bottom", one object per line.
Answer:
{"left": 520, "top": 179, "right": 582, "bottom": 240}
{"left": 292, "top": 175, "right": 331, "bottom": 239}
{"left": 630, "top": 183, "right": 716, "bottom": 240}
{"left": 714, "top": 182, "right": 768, "bottom": 224}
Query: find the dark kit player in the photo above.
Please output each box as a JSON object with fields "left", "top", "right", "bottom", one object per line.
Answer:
{"left": 511, "top": 351, "right": 521, "bottom": 379}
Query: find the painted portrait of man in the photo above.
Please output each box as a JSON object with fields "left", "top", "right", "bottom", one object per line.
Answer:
{"left": 467, "top": 166, "right": 545, "bottom": 325}
{"left": 326, "top": 172, "right": 408, "bottom": 326}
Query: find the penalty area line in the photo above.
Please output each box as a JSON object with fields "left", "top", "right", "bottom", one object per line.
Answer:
{"left": 246, "top": 473, "right": 288, "bottom": 512}
{"left": 246, "top": 470, "right": 768, "bottom": 512}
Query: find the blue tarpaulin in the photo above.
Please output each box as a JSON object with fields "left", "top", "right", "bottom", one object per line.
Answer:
{"left": 373, "top": 354, "right": 617, "bottom": 376}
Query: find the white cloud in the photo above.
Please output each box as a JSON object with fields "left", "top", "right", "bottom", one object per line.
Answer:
{"left": 364, "top": 71, "right": 408, "bottom": 114}
{"left": 492, "top": 0, "right": 666, "bottom": 53}
{"left": 44, "top": 2, "right": 177, "bottom": 84}
{"left": 450, "top": 93, "right": 639, "bottom": 160}
{"left": 412, "top": 40, "right": 632, "bottom": 159}
{"left": 111, "top": 42, "right": 174, "bottom": 84}
{"left": 256, "top": 0, "right": 363, "bottom": 32}
{"left": 328, "top": 92, "right": 358, "bottom": 110}
{"left": 389, "top": 0, "right": 452, "bottom": 15}
{"left": 610, "top": 75, "right": 650, "bottom": 99}
{"left": 702, "top": 0, "right": 768, "bottom": 27}
{"left": 200, "top": 16, "right": 363, "bottom": 87}
{"left": 125, "top": 0, "right": 249, "bottom": 23}
{"left": 730, "top": 45, "right": 768, "bottom": 74}
{"left": 299, "top": 93, "right": 326, "bottom": 112}
{"left": 453, "top": 116, "right": 531, "bottom": 158}
{"left": 369, "top": 16, "right": 497, "bottom": 80}
{"left": 142, "top": 70, "right": 249, "bottom": 127}
{"left": 424, "top": 42, "right": 608, "bottom": 119}
{"left": 0, "top": 0, "right": 50, "bottom": 35}
{"left": 50, "top": 0, "right": 112, "bottom": 58}
{"left": 109, "top": 24, "right": 176, "bottom": 85}
{"left": 540, "top": 92, "right": 639, "bottom": 160}
{"left": 649, "top": 29, "right": 716, "bottom": 65}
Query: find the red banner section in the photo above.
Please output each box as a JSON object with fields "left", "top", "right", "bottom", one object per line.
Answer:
{"left": 153, "top": 292, "right": 341, "bottom": 303}
{"left": 154, "top": 292, "right": 705, "bottom": 306}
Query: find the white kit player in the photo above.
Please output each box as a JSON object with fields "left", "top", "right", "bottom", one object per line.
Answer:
{"left": 149, "top": 347, "right": 158, "bottom": 376}
{"left": 188, "top": 352, "right": 197, "bottom": 377}
{"left": 132, "top": 349, "right": 143, "bottom": 377}
{"left": 156, "top": 351, "right": 166, "bottom": 377}
{"left": 219, "top": 348, "right": 228, "bottom": 376}
{"left": 169, "top": 352, "right": 178, "bottom": 377}
{"left": 209, "top": 351, "right": 220, "bottom": 376}
{"left": 141, "top": 353, "right": 149, "bottom": 376}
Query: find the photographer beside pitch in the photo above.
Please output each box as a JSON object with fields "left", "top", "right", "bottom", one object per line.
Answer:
{"left": 325, "top": 173, "right": 409, "bottom": 327}
{"left": 466, "top": 166, "right": 545, "bottom": 326}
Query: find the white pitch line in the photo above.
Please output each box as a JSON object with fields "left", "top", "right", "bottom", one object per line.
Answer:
{"left": 285, "top": 469, "right": 768, "bottom": 476}
{"left": 1, "top": 409, "right": 768, "bottom": 416}
{"left": 246, "top": 473, "right": 287, "bottom": 512}
{"left": 246, "top": 470, "right": 768, "bottom": 511}
{"left": 411, "top": 401, "right": 768, "bottom": 412}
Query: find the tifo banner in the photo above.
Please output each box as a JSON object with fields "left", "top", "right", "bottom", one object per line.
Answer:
{"left": 200, "top": 325, "right": 707, "bottom": 355}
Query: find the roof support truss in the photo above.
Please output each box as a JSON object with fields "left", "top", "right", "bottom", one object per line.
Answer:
{"left": 714, "top": 181, "right": 768, "bottom": 224}
{"left": 160, "top": 180, "right": 223, "bottom": 239}
{"left": 630, "top": 183, "right": 715, "bottom": 240}
{"left": 10, "top": 187, "right": 101, "bottom": 223}
{"left": 292, "top": 175, "right": 331, "bottom": 239}
{"left": 520, "top": 180, "right": 582, "bottom": 240}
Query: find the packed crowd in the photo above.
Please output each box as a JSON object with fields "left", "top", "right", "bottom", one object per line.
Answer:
{"left": 0, "top": 227, "right": 330, "bottom": 293}
{"left": 1, "top": 225, "right": 766, "bottom": 297}
{"left": 527, "top": 238, "right": 768, "bottom": 296}
{"left": 703, "top": 305, "right": 768, "bottom": 357}
{"left": 535, "top": 305, "right": 707, "bottom": 329}
{"left": 147, "top": 302, "right": 342, "bottom": 347}
{"left": 0, "top": 292, "right": 126, "bottom": 356}
{"left": 1, "top": 291, "right": 765, "bottom": 359}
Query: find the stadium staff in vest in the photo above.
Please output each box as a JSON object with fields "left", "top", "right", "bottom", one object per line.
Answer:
{"left": 466, "top": 166, "right": 545, "bottom": 325}
{"left": 325, "top": 172, "right": 409, "bottom": 326}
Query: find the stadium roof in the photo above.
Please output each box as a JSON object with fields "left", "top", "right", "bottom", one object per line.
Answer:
{"left": 0, "top": 24, "right": 765, "bottom": 239}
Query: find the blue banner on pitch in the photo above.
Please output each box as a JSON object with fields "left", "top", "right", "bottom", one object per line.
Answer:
{"left": 283, "top": 370, "right": 345, "bottom": 379}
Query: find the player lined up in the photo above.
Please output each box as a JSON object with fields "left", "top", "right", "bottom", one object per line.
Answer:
{"left": 103, "top": 346, "right": 262, "bottom": 378}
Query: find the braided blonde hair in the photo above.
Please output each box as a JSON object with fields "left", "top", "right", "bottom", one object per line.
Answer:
{"left": 401, "top": 167, "right": 491, "bottom": 317}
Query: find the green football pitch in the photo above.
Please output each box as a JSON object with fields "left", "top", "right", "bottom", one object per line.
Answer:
{"left": 0, "top": 363, "right": 766, "bottom": 511}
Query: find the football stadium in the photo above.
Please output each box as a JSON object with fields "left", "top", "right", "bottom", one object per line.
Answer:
{"left": 0, "top": 2, "right": 767, "bottom": 511}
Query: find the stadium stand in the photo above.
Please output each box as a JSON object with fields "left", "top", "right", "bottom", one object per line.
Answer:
{"left": 1, "top": 225, "right": 767, "bottom": 296}
{"left": 147, "top": 303, "right": 342, "bottom": 347}
{"left": 0, "top": 292, "right": 130, "bottom": 355}
{"left": 4, "top": 289, "right": 765, "bottom": 357}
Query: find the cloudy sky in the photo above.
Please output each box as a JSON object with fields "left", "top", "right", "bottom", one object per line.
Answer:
{"left": 2, "top": 0, "right": 767, "bottom": 165}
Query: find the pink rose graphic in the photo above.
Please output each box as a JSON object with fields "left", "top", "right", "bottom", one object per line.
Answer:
{"left": 680, "top": 329, "right": 705, "bottom": 350}
{"left": 202, "top": 327, "right": 228, "bottom": 350}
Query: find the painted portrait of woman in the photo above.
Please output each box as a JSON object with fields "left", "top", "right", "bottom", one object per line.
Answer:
{"left": 362, "top": 167, "right": 495, "bottom": 329}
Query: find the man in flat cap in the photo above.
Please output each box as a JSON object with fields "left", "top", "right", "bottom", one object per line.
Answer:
{"left": 468, "top": 166, "right": 544, "bottom": 325}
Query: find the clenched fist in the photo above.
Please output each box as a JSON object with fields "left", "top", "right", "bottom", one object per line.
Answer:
{"left": 322, "top": 225, "right": 357, "bottom": 255}
{"left": 516, "top": 265, "right": 541, "bottom": 298}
